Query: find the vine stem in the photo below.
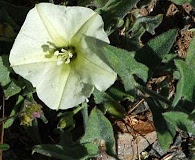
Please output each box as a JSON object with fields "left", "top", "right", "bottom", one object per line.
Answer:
{"left": 80, "top": 103, "right": 88, "bottom": 131}
{"left": 0, "top": 96, "right": 5, "bottom": 160}
{"left": 136, "top": 84, "right": 172, "bottom": 106}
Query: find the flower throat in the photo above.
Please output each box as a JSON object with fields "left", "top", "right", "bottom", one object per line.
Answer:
{"left": 54, "top": 46, "right": 77, "bottom": 65}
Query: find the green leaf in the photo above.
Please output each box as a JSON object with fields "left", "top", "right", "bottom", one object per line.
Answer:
{"left": 189, "top": 109, "right": 195, "bottom": 120}
{"left": 172, "top": 34, "right": 195, "bottom": 106}
{"left": 106, "top": 82, "right": 135, "bottom": 101}
{"left": 0, "top": 143, "right": 10, "bottom": 151}
{"left": 33, "top": 131, "right": 96, "bottom": 160}
{"left": 0, "top": 0, "right": 29, "bottom": 26}
{"left": 146, "top": 98, "right": 175, "bottom": 152}
{"left": 0, "top": 55, "right": 11, "bottom": 86}
{"left": 4, "top": 95, "right": 24, "bottom": 128}
{"left": 57, "top": 112, "right": 75, "bottom": 129}
{"left": 33, "top": 108, "right": 118, "bottom": 159}
{"left": 93, "top": 87, "right": 113, "bottom": 104}
{"left": 137, "top": 0, "right": 153, "bottom": 7}
{"left": 0, "top": 7, "right": 19, "bottom": 30}
{"left": 103, "top": 101, "right": 126, "bottom": 118}
{"left": 80, "top": 108, "right": 118, "bottom": 159}
{"left": 171, "top": 0, "right": 195, "bottom": 7}
{"left": 135, "top": 29, "right": 178, "bottom": 72}
{"left": 93, "top": 82, "right": 134, "bottom": 103}
{"left": 100, "top": 0, "right": 139, "bottom": 33}
{"left": 103, "top": 45, "right": 148, "bottom": 91}
{"left": 33, "top": 144, "right": 81, "bottom": 160}
{"left": 163, "top": 111, "right": 195, "bottom": 134}
{"left": 25, "top": 119, "right": 42, "bottom": 144}
{"left": 130, "top": 14, "right": 163, "bottom": 41}
{"left": 78, "top": 0, "right": 108, "bottom": 8}
{"left": 3, "top": 80, "right": 22, "bottom": 99}
{"left": 186, "top": 34, "right": 195, "bottom": 67}
{"left": 173, "top": 60, "right": 195, "bottom": 106}
{"left": 93, "top": 88, "right": 126, "bottom": 118}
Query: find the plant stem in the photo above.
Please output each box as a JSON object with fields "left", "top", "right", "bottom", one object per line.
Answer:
{"left": 81, "top": 103, "right": 88, "bottom": 130}
{"left": 136, "top": 85, "right": 172, "bottom": 106}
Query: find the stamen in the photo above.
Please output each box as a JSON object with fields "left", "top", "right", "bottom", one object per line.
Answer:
{"left": 65, "top": 58, "right": 70, "bottom": 64}
{"left": 54, "top": 46, "right": 76, "bottom": 65}
{"left": 68, "top": 52, "right": 73, "bottom": 58}
{"left": 54, "top": 50, "right": 60, "bottom": 56}
{"left": 61, "top": 48, "right": 66, "bottom": 52}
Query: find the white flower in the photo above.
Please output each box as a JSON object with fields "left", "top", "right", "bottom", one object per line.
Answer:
{"left": 9, "top": 3, "right": 117, "bottom": 110}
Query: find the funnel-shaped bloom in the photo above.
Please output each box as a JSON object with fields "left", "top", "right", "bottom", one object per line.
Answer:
{"left": 9, "top": 3, "right": 117, "bottom": 110}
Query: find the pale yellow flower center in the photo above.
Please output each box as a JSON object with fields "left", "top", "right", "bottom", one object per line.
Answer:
{"left": 54, "top": 47, "right": 76, "bottom": 65}
{"left": 42, "top": 44, "right": 77, "bottom": 65}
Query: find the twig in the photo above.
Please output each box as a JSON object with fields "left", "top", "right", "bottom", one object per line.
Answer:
{"left": 0, "top": 96, "right": 5, "bottom": 160}
{"left": 128, "top": 99, "right": 145, "bottom": 115}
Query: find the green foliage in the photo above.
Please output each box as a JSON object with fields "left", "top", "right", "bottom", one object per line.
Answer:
{"left": 130, "top": 14, "right": 163, "bottom": 43}
{"left": 189, "top": 109, "right": 195, "bottom": 120}
{"left": 57, "top": 111, "right": 75, "bottom": 129}
{"left": 163, "top": 111, "right": 195, "bottom": 135}
{"left": 33, "top": 108, "right": 117, "bottom": 159}
{"left": 0, "top": 143, "right": 10, "bottom": 151}
{"left": 171, "top": 0, "right": 195, "bottom": 7}
{"left": 103, "top": 45, "right": 148, "bottom": 91}
{"left": 78, "top": 0, "right": 108, "bottom": 8}
{"left": 0, "top": 0, "right": 29, "bottom": 54}
{"left": 33, "top": 128, "right": 95, "bottom": 160}
{"left": 173, "top": 60, "right": 195, "bottom": 106}
{"left": 173, "top": 35, "right": 195, "bottom": 106}
{"left": 3, "top": 80, "right": 22, "bottom": 99}
{"left": 146, "top": 98, "right": 176, "bottom": 152}
{"left": 135, "top": 29, "right": 178, "bottom": 72}
{"left": 93, "top": 83, "right": 131, "bottom": 118}
{"left": 4, "top": 95, "right": 24, "bottom": 128}
{"left": 99, "top": 0, "right": 139, "bottom": 34}
{"left": 0, "top": 0, "right": 29, "bottom": 26}
{"left": 93, "top": 87, "right": 126, "bottom": 118}
{"left": 0, "top": 55, "right": 11, "bottom": 86}
{"left": 80, "top": 108, "right": 118, "bottom": 159}
{"left": 1, "top": 0, "right": 195, "bottom": 159}
{"left": 25, "top": 120, "right": 42, "bottom": 144}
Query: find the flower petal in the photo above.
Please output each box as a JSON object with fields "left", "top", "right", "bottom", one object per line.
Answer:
{"left": 36, "top": 3, "right": 109, "bottom": 46}
{"left": 71, "top": 8, "right": 109, "bottom": 44}
{"left": 74, "top": 49, "right": 117, "bottom": 92}
{"left": 9, "top": 4, "right": 57, "bottom": 67}
{"left": 12, "top": 61, "right": 93, "bottom": 110}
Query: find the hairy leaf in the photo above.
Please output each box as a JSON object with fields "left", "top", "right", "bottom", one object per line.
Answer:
{"left": 100, "top": 0, "right": 139, "bottom": 33}
{"left": 3, "top": 80, "right": 21, "bottom": 99}
{"left": 171, "top": 0, "right": 195, "bottom": 7}
{"left": 130, "top": 14, "right": 163, "bottom": 42}
{"left": 135, "top": 29, "right": 178, "bottom": 74}
{"left": 80, "top": 108, "right": 118, "bottom": 159}
{"left": 33, "top": 131, "right": 96, "bottom": 160}
{"left": 146, "top": 98, "right": 175, "bottom": 152}
{"left": 78, "top": 0, "right": 108, "bottom": 7}
{"left": 93, "top": 88, "right": 126, "bottom": 118}
{"left": 163, "top": 111, "right": 195, "bottom": 134}
{"left": 0, "top": 55, "right": 11, "bottom": 86}
{"left": 33, "top": 109, "right": 118, "bottom": 159}
{"left": 173, "top": 35, "right": 195, "bottom": 106}
{"left": 103, "top": 45, "right": 148, "bottom": 91}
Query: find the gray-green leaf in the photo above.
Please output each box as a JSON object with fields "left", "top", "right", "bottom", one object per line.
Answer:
{"left": 103, "top": 45, "right": 148, "bottom": 91}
